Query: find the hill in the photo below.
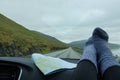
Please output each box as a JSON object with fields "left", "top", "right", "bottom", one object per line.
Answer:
{"left": 70, "top": 40, "right": 120, "bottom": 50}
{"left": 0, "top": 13, "right": 68, "bottom": 56}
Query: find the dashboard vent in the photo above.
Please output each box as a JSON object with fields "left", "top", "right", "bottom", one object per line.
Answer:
{"left": 0, "top": 65, "right": 21, "bottom": 80}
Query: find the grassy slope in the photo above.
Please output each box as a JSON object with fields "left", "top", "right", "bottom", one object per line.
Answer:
{"left": 0, "top": 13, "right": 68, "bottom": 56}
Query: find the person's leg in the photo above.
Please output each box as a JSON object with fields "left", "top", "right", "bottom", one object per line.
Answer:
{"left": 72, "top": 37, "right": 98, "bottom": 80}
{"left": 72, "top": 60, "right": 98, "bottom": 80}
{"left": 103, "top": 66, "right": 120, "bottom": 80}
{"left": 46, "top": 37, "right": 98, "bottom": 80}
{"left": 93, "top": 27, "right": 120, "bottom": 80}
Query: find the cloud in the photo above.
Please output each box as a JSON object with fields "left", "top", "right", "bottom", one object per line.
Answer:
{"left": 0, "top": 0, "right": 120, "bottom": 43}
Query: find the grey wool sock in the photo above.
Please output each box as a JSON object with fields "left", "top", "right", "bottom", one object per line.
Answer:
{"left": 93, "top": 27, "right": 120, "bottom": 75}
{"left": 80, "top": 37, "right": 98, "bottom": 71}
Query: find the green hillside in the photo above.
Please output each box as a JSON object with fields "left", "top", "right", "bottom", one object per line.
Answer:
{"left": 0, "top": 13, "right": 68, "bottom": 56}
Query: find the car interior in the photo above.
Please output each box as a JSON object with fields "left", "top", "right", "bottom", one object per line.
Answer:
{"left": 0, "top": 0, "right": 120, "bottom": 80}
{"left": 0, "top": 57, "right": 78, "bottom": 80}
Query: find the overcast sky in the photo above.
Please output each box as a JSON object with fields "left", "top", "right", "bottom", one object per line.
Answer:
{"left": 0, "top": 0, "right": 120, "bottom": 44}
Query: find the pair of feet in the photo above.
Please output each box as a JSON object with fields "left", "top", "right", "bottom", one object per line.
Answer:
{"left": 81, "top": 27, "right": 119, "bottom": 76}
{"left": 86, "top": 27, "right": 108, "bottom": 51}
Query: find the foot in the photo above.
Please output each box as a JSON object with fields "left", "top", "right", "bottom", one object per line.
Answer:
{"left": 93, "top": 27, "right": 109, "bottom": 42}
{"left": 80, "top": 37, "right": 97, "bottom": 71}
{"left": 92, "top": 27, "right": 119, "bottom": 76}
{"left": 92, "top": 27, "right": 109, "bottom": 52}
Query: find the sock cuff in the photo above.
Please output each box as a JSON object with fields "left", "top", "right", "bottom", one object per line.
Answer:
{"left": 80, "top": 45, "right": 98, "bottom": 72}
{"left": 100, "top": 57, "right": 120, "bottom": 75}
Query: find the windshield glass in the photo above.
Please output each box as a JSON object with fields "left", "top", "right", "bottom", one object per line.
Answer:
{"left": 0, "top": 0, "right": 120, "bottom": 58}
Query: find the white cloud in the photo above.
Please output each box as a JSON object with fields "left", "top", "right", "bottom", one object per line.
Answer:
{"left": 0, "top": 0, "right": 120, "bottom": 44}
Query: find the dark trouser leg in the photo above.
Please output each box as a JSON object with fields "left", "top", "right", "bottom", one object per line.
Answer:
{"left": 72, "top": 60, "right": 97, "bottom": 80}
{"left": 103, "top": 66, "right": 120, "bottom": 80}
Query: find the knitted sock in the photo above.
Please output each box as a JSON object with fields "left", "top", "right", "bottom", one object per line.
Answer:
{"left": 80, "top": 37, "right": 97, "bottom": 71}
{"left": 93, "top": 27, "right": 120, "bottom": 75}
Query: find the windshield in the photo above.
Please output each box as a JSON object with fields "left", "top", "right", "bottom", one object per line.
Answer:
{"left": 0, "top": 0, "right": 120, "bottom": 58}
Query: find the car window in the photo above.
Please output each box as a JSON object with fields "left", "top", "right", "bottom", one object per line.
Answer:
{"left": 0, "top": 0, "right": 120, "bottom": 58}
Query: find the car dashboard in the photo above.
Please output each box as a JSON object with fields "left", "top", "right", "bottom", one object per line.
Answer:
{"left": 0, "top": 57, "right": 46, "bottom": 80}
{"left": 0, "top": 57, "right": 78, "bottom": 80}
